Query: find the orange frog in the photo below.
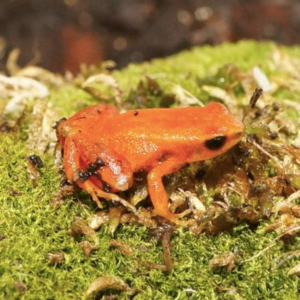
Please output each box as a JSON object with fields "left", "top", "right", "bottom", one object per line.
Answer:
{"left": 56, "top": 103, "right": 245, "bottom": 223}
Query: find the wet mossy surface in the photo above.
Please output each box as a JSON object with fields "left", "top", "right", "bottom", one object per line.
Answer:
{"left": 1, "top": 41, "right": 300, "bottom": 299}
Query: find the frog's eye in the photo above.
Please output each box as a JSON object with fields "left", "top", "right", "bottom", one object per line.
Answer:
{"left": 205, "top": 136, "right": 227, "bottom": 150}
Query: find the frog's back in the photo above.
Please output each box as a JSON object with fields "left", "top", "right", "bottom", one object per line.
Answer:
{"left": 92, "top": 103, "right": 244, "bottom": 170}
{"left": 99, "top": 103, "right": 236, "bottom": 142}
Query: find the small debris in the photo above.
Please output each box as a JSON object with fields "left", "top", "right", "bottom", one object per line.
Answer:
{"left": 109, "top": 240, "right": 133, "bottom": 256}
{"left": 50, "top": 185, "right": 75, "bottom": 207}
{"left": 171, "top": 83, "right": 204, "bottom": 107}
{"left": 249, "top": 88, "right": 263, "bottom": 109}
{"left": 88, "top": 211, "right": 109, "bottom": 230}
{"left": 161, "top": 227, "right": 174, "bottom": 271}
{"left": 202, "top": 85, "right": 236, "bottom": 107}
{"left": 26, "top": 98, "right": 58, "bottom": 154}
{"left": 171, "top": 189, "right": 205, "bottom": 217}
{"left": 47, "top": 252, "right": 64, "bottom": 265}
{"left": 0, "top": 74, "right": 49, "bottom": 129}
{"left": 288, "top": 263, "right": 300, "bottom": 276}
{"left": 253, "top": 66, "right": 271, "bottom": 93}
{"left": 81, "top": 73, "right": 123, "bottom": 107}
{"left": 13, "top": 281, "right": 27, "bottom": 293}
{"left": 209, "top": 252, "right": 238, "bottom": 271}
{"left": 16, "top": 66, "right": 64, "bottom": 87}
{"left": 149, "top": 220, "right": 175, "bottom": 271}
{"left": 26, "top": 155, "right": 42, "bottom": 184}
{"left": 0, "top": 74, "right": 48, "bottom": 101}
{"left": 136, "top": 259, "right": 168, "bottom": 271}
{"left": 129, "top": 185, "right": 148, "bottom": 206}
{"left": 185, "top": 288, "right": 196, "bottom": 296}
{"left": 145, "top": 76, "right": 161, "bottom": 95}
{"left": 85, "top": 275, "right": 130, "bottom": 298}
{"left": 274, "top": 251, "right": 300, "bottom": 269}
{"left": 245, "top": 225, "right": 300, "bottom": 263}
{"left": 120, "top": 209, "right": 157, "bottom": 228}
{"left": 265, "top": 214, "right": 300, "bottom": 233}
{"left": 69, "top": 217, "right": 96, "bottom": 238}
{"left": 80, "top": 241, "right": 96, "bottom": 257}
{"left": 69, "top": 217, "right": 99, "bottom": 255}
{"left": 27, "top": 155, "right": 44, "bottom": 168}
{"left": 108, "top": 206, "right": 126, "bottom": 234}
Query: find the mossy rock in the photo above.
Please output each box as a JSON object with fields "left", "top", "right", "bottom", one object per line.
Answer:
{"left": 1, "top": 41, "right": 300, "bottom": 299}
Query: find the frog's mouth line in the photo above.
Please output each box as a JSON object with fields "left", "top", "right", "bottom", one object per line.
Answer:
{"left": 214, "top": 131, "right": 244, "bottom": 156}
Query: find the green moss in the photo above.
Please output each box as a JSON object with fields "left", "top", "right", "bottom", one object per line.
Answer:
{"left": 49, "top": 86, "right": 95, "bottom": 117}
{"left": 114, "top": 41, "right": 275, "bottom": 101}
{"left": 1, "top": 41, "right": 300, "bottom": 299}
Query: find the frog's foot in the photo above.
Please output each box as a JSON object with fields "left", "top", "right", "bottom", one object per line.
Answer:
{"left": 81, "top": 179, "right": 137, "bottom": 214}
{"left": 62, "top": 137, "right": 134, "bottom": 212}
{"left": 68, "top": 135, "right": 133, "bottom": 193}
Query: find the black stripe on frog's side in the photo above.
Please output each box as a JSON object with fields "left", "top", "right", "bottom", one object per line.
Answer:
{"left": 204, "top": 136, "right": 227, "bottom": 150}
{"left": 87, "top": 158, "right": 106, "bottom": 176}
{"left": 95, "top": 158, "right": 106, "bottom": 167}
{"left": 78, "top": 158, "right": 107, "bottom": 182}
{"left": 87, "top": 163, "right": 99, "bottom": 176}
{"left": 78, "top": 169, "right": 89, "bottom": 182}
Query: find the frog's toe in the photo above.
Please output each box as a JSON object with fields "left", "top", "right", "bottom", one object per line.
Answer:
{"left": 91, "top": 185, "right": 137, "bottom": 214}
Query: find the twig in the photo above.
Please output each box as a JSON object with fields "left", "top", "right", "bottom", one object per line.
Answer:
{"left": 244, "top": 225, "right": 300, "bottom": 263}
{"left": 249, "top": 138, "right": 283, "bottom": 169}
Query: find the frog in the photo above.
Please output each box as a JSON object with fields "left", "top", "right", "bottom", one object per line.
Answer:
{"left": 56, "top": 102, "right": 245, "bottom": 223}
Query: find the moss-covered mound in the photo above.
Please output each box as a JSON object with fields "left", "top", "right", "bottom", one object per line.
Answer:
{"left": 1, "top": 41, "right": 300, "bottom": 299}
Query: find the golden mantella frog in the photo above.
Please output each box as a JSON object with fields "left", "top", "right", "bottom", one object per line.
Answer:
{"left": 56, "top": 102, "right": 245, "bottom": 223}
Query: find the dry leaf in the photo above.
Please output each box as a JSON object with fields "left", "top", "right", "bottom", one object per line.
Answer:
{"left": 85, "top": 275, "right": 130, "bottom": 298}
{"left": 109, "top": 240, "right": 133, "bottom": 256}
{"left": 288, "top": 263, "right": 300, "bottom": 275}
{"left": 209, "top": 252, "right": 238, "bottom": 271}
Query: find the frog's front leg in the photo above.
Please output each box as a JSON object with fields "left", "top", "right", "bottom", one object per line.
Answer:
{"left": 62, "top": 136, "right": 137, "bottom": 213}
{"left": 147, "top": 161, "right": 190, "bottom": 224}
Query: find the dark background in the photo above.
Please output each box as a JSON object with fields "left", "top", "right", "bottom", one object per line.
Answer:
{"left": 0, "top": 0, "right": 299, "bottom": 74}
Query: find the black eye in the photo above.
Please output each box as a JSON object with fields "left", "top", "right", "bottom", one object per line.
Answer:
{"left": 205, "top": 136, "right": 227, "bottom": 150}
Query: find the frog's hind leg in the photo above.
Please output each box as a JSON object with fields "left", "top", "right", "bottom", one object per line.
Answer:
{"left": 74, "top": 136, "right": 134, "bottom": 192}
{"left": 147, "top": 160, "right": 191, "bottom": 225}
{"left": 62, "top": 136, "right": 136, "bottom": 213}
